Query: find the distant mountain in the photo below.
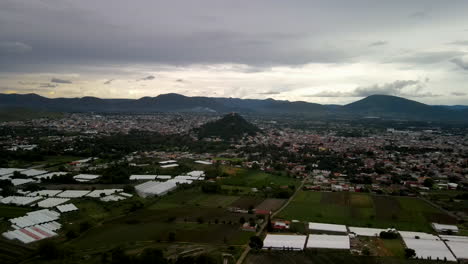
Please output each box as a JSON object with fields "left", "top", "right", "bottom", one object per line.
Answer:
{"left": 0, "top": 93, "right": 467, "bottom": 122}
{"left": 0, "top": 93, "right": 327, "bottom": 115}
{"left": 194, "top": 113, "right": 260, "bottom": 140}
{"left": 343, "top": 95, "right": 465, "bottom": 121}
{"left": 437, "top": 105, "right": 468, "bottom": 111}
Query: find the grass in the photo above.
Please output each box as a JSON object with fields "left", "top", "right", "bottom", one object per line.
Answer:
{"left": 277, "top": 191, "right": 454, "bottom": 232}
{"left": 66, "top": 188, "right": 254, "bottom": 253}
{"left": 148, "top": 188, "right": 239, "bottom": 210}
{"left": 220, "top": 168, "right": 298, "bottom": 188}
{"left": 246, "top": 251, "right": 435, "bottom": 264}
{"left": 213, "top": 157, "right": 244, "bottom": 162}
{"left": 0, "top": 205, "right": 32, "bottom": 219}
{"left": 0, "top": 239, "right": 35, "bottom": 264}
{"left": 381, "top": 239, "right": 405, "bottom": 258}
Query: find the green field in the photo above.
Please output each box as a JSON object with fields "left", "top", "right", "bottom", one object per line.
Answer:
{"left": 220, "top": 169, "right": 297, "bottom": 188}
{"left": 277, "top": 191, "right": 455, "bottom": 232}
{"left": 246, "top": 251, "right": 436, "bottom": 264}
{"left": 66, "top": 189, "right": 255, "bottom": 252}
{"left": 149, "top": 188, "right": 239, "bottom": 210}
{"left": 0, "top": 205, "right": 32, "bottom": 219}
{"left": 0, "top": 239, "right": 35, "bottom": 264}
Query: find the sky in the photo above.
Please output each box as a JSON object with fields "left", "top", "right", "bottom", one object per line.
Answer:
{"left": 1, "top": 0, "right": 468, "bottom": 105}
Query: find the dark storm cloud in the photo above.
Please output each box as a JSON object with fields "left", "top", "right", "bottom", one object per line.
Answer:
{"left": 0, "top": 41, "right": 32, "bottom": 54}
{"left": 448, "top": 40, "right": 468, "bottom": 45}
{"left": 39, "top": 83, "right": 57, "bottom": 88}
{"left": 307, "top": 80, "right": 438, "bottom": 98}
{"left": 353, "top": 80, "right": 420, "bottom": 97}
{"left": 140, "top": 75, "right": 155, "bottom": 81}
{"left": 51, "top": 78, "right": 72, "bottom": 84}
{"left": 409, "top": 11, "right": 429, "bottom": 19}
{"left": 389, "top": 51, "right": 463, "bottom": 64}
{"left": 258, "top": 91, "right": 281, "bottom": 95}
{"left": 451, "top": 57, "right": 468, "bottom": 70}
{"left": 1, "top": 0, "right": 468, "bottom": 80}
{"left": 369, "top": 41, "right": 388, "bottom": 47}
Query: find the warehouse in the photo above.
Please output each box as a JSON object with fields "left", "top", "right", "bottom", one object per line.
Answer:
{"left": 440, "top": 235, "right": 468, "bottom": 260}
{"left": 432, "top": 223, "right": 459, "bottom": 234}
{"left": 73, "top": 174, "right": 101, "bottom": 182}
{"left": 28, "top": 190, "right": 63, "bottom": 197}
{"left": 309, "top": 222, "right": 347, "bottom": 234}
{"left": 56, "top": 190, "right": 91, "bottom": 198}
{"left": 159, "top": 160, "right": 177, "bottom": 164}
{"left": 400, "top": 231, "right": 456, "bottom": 261}
{"left": 20, "top": 169, "right": 48, "bottom": 177}
{"left": 129, "top": 175, "right": 157, "bottom": 180}
{"left": 10, "top": 209, "right": 60, "bottom": 228}
{"left": 56, "top": 203, "right": 78, "bottom": 213}
{"left": 262, "top": 234, "right": 307, "bottom": 251}
{"left": 86, "top": 189, "right": 123, "bottom": 198}
{"left": 195, "top": 160, "right": 212, "bottom": 165}
{"left": 306, "top": 234, "right": 350, "bottom": 250}
{"left": 34, "top": 172, "right": 68, "bottom": 180}
{"left": 349, "top": 227, "right": 389, "bottom": 237}
{"left": 2, "top": 221, "right": 61, "bottom": 244}
{"left": 135, "top": 181, "right": 177, "bottom": 198}
{"left": 37, "top": 198, "right": 70, "bottom": 208}
{"left": 160, "top": 164, "right": 179, "bottom": 168}
{"left": 11, "top": 178, "right": 37, "bottom": 186}
{"left": 1, "top": 196, "right": 43, "bottom": 206}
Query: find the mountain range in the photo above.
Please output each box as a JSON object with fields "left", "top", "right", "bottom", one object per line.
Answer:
{"left": 0, "top": 93, "right": 467, "bottom": 122}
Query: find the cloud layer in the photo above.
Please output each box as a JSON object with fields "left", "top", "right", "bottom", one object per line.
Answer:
{"left": 0, "top": 0, "right": 467, "bottom": 105}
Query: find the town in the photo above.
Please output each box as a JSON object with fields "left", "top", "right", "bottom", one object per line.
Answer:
{"left": 0, "top": 112, "right": 467, "bottom": 264}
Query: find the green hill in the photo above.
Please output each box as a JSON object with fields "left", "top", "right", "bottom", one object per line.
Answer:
{"left": 195, "top": 113, "right": 260, "bottom": 140}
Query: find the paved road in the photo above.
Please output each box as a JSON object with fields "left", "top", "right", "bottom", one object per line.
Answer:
{"left": 235, "top": 178, "right": 307, "bottom": 264}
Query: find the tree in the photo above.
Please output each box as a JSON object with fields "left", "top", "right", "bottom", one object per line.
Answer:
{"left": 137, "top": 248, "right": 167, "bottom": 264}
{"left": 168, "top": 232, "right": 176, "bottom": 242}
{"left": 362, "top": 247, "right": 370, "bottom": 256}
{"left": 239, "top": 217, "right": 246, "bottom": 225}
{"left": 266, "top": 215, "right": 273, "bottom": 232}
{"left": 423, "top": 178, "right": 434, "bottom": 188}
{"left": 249, "top": 236, "right": 263, "bottom": 250}
{"left": 37, "top": 240, "right": 61, "bottom": 259}
{"left": 123, "top": 184, "right": 135, "bottom": 193}
{"left": 379, "top": 231, "right": 399, "bottom": 239}
{"left": 201, "top": 182, "right": 221, "bottom": 193}
{"left": 405, "top": 248, "right": 416, "bottom": 259}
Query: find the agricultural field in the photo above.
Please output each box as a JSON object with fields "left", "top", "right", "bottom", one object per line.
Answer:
{"left": 149, "top": 188, "right": 240, "bottom": 210}
{"left": 255, "top": 198, "right": 286, "bottom": 212}
{"left": 64, "top": 188, "right": 256, "bottom": 253}
{"left": 0, "top": 239, "right": 35, "bottom": 264}
{"left": 0, "top": 205, "right": 32, "bottom": 219}
{"left": 277, "top": 191, "right": 456, "bottom": 232}
{"left": 7, "top": 155, "right": 82, "bottom": 169}
{"left": 230, "top": 196, "right": 265, "bottom": 209}
{"left": 220, "top": 168, "right": 298, "bottom": 189}
{"left": 245, "top": 251, "right": 435, "bottom": 264}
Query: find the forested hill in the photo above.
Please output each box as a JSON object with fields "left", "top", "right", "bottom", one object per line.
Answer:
{"left": 194, "top": 113, "right": 260, "bottom": 140}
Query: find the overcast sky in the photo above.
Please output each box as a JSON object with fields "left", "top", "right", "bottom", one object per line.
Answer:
{"left": 1, "top": 0, "right": 468, "bottom": 105}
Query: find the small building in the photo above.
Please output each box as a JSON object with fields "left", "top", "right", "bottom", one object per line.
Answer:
{"left": 241, "top": 222, "right": 256, "bottom": 232}
{"left": 432, "top": 223, "right": 459, "bottom": 234}
{"left": 273, "top": 220, "right": 290, "bottom": 230}
{"left": 306, "top": 234, "right": 350, "bottom": 250}
{"left": 262, "top": 234, "right": 307, "bottom": 251}
{"left": 309, "top": 222, "right": 347, "bottom": 234}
